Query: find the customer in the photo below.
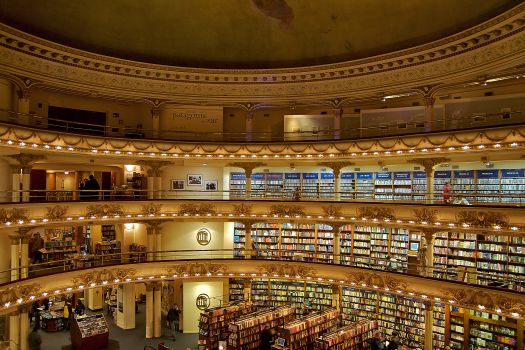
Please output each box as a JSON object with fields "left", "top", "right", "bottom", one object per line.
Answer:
{"left": 30, "top": 233, "right": 44, "bottom": 264}
{"left": 85, "top": 174, "right": 100, "bottom": 200}
{"left": 442, "top": 182, "right": 451, "bottom": 204}
{"left": 28, "top": 325, "right": 42, "bottom": 350}
{"left": 75, "top": 300, "right": 85, "bottom": 316}
{"left": 293, "top": 187, "right": 301, "bottom": 201}
{"left": 387, "top": 332, "right": 400, "bottom": 350}
{"left": 260, "top": 325, "right": 273, "bottom": 350}
{"left": 367, "top": 332, "right": 385, "bottom": 350}
{"left": 166, "top": 304, "right": 180, "bottom": 340}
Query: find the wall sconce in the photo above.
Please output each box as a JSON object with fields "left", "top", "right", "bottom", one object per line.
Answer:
{"left": 125, "top": 165, "right": 135, "bottom": 172}
{"left": 124, "top": 223, "right": 135, "bottom": 231}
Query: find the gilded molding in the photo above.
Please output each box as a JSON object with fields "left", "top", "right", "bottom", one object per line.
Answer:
{"left": 356, "top": 207, "right": 395, "bottom": 221}
{"left": 71, "top": 268, "right": 136, "bottom": 286}
{"left": 136, "top": 160, "right": 172, "bottom": 177}
{"left": 322, "top": 205, "right": 343, "bottom": 218}
{"left": 413, "top": 208, "right": 437, "bottom": 223}
{"left": 141, "top": 203, "right": 162, "bottom": 216}
{"left": 456, "top": 210, "right": 509, "bottom": 229}
{"left": 85, "top": 203, "right": 124, "bottom": 217}
{"left": 0, "top": 283, "right": 41, "bottom": 305}
{"left": 179, "top": 203, "right": 216, "bottom": 216}
{"left": 166, "top": 262, "right": 228, "bottom": 276}
{"left": 317, "top": 162, "right": 354, "bottom": 177}
{"left": 0, "top": 208, "right": 28, "bottom": 223}
{"left": 233, "top": 203, "right": 252, "bottom": 216}
{"left": 45, "top": 205, "right": 68, "bottom": 221}
{"left": 407, "top": 157, "right": 451, "bottom": 173}
{"left": 345, "top": 271, "right": 408, "bottom": 292}
{"left": 257, "top": 263, "right": 316, "bottom": 278}
{"left": 6, "top": 153, "right": 45, "bottom": 167}
{"left": 227, "top": 162, "right": 267, "bottom": 177}
{"left": 442, "top": 287, "right": 525, "bottom": 314}
{"left": 270, "top": 204, "right": 305, "bottom": 217}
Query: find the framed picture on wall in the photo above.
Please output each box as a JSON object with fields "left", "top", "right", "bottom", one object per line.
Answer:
{"left": 187, "top": 174, "right": 203, "bottom": 186}
{"left": 205, "top": 180, "right": 218, "bottom": 191}
{"left": 171, "top": 179, "right": 185, "bottom": 190}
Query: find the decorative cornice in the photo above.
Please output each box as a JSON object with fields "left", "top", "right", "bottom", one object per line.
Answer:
{"left": 71, "top": 268, "right": 136, "bottom": 286}
{"left": 179, "top": 203, "right": 216, "bottom": 216}
{"left": 233, "top": 203, "right": 252, "bottom": 216}
{"left": 356, "top": 207, "right": 395, "bottom": 221}
{"left": 0, "top": 208, "right": 28, "bottom": 224}
{"left": 322, "top": 205, "right": 343, "bottom": 218}
{"left": 136, "top": 160, "right": 172, "bottom": 177}
{"left": 167, "top": 262, "right": 228, "bottom": 276}
{"left": 6, "top": 153, "right": 45, "bottom": 168}
{"left": 141, "top": 203, "right": 162, "bottom": 216}
{"left": 456, "top": 210, "right": 509, "bottom": 229}
{"left": 270, "top": 205, "right": 305, "bottom": 217}
{"left": 442, "top": 287, "right": 525, "bottom": 314}
{"left": 408, "top": 157, "right": 451, "bottom": 173}
{"left": 85, "top": 203, "right": 124, "bottom": 217}
{"left": 0, "top": 5, "right": 524, "bottom": 102}
{"left": 345, "top": 271, "right": 407, "bottom": 292}
{"left": 413, "top": 208, "right": 437, "bottom": 224}
{"left": 257, "top": 263, "right": 316, "bottom": 279}
{"left": 0, "top": 283, "right": 40, "bottom": 305}
{"left": 45, "top": 205, "right": 68, "bottom": 221}
{"left": 227, "top": 162, "right": 266, "bottom": 178}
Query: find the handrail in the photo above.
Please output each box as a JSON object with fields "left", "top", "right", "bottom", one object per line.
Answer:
{"left": 2, "top": 188, "right": 525, "bottom": 206}
{"left": 2, "top": 249, "right": 523, "bottom": 293}
{"left": 1, "top": 108, "right": 524, "bottom": 142}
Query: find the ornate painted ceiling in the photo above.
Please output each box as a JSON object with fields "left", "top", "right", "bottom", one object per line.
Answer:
{"left": 0, "top": 0, "right": 520, "bottom": 69}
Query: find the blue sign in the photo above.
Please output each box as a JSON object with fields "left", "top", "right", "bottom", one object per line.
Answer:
{"left": 454, "top": 170, "right": 474, "bottom": 178}
{"left": 252, "top": 173, "right": 265, "bottom": 180}
{"left": 394, "top": 172, "right": 411, "bottom": 179}
{"left": 413, "top": 171, "right": 427, "bottom": 179}
{"left": 341, "top": 173, "right": 355, "bottom": 179}
{"left": 321, "top": 173, "right": 334, "bottom": 179}
{"left": 302, "top": 173, "right": 319, "bottom": 179}
{"left": 375, "top": 172, "right": 392, "bottom": 179}
{"left": 266, "top": 173, "right": 283, "bottom": 180}
{"left": 501, "top": 169, "right": 525, "bottom": 178}
{"left": 230, "top": 172, "right": 246, "bottom": 180}
{"left": 356, "top": 172, "right": 373, "bottom": 179}
{"left": 285, "top": 173, "right": 300, "bottom": 180}
{"left": 476, "top": 170, "right": 499, "bottom": 179}
{"left": 434, "top": 171, "right": 451, "bottom": 178}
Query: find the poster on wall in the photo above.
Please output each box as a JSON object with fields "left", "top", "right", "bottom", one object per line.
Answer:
{"left": 187, "top": 174, "right": 203, "bottom": 186}
{"left": 205, "top": 180, "right": 218, "bottom": 191}
{"left": 171, "top": 179, "right": 185, "bottom": 190}
{"left": 160, "top": 105, "right": 223, "bottom": 135}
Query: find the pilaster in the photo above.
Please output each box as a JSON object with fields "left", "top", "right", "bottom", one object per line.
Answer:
{"left": 145, "top": 282, "right": 154, "bottom": 338}
{"left": 136, "top": 160, "right": 172, "bottom": 199}
{"left": 408, "top": 158, "right": 450, "bottom": 202}
{"left": 318, "top": 162, "right": 354, "bottom": 200}
{"left": 227, "top": 162, "right": 266, "bottom": 197}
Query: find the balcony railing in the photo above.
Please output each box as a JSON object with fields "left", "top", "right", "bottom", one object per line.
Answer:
{"left": 1, "top": 108, "right": 524, "bottom": 142}
{"left": 2, "top": 249, "right": 524, "bottom": 293}
{"left": 4, "top": 189, "right": 525, "bottom": 206}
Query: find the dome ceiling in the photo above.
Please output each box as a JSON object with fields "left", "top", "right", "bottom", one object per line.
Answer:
{"left": 0, "top": 0, "right": 521, "bottom": 69}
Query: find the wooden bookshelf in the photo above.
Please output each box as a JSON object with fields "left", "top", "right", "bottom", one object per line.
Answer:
{"left": 314, "top": 319, "right": 378, "bottom": 350}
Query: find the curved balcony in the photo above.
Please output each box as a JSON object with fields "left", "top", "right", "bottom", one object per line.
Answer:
{"left": 0, "top": 250, "right": 523, "bottom": 320}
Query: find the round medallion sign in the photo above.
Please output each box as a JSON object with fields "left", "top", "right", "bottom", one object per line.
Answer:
{"left": 196, "top": 228, "right": 211, "bottom": 246}
{"left": 196, "top": 293, "right": 210, "bottom": 310}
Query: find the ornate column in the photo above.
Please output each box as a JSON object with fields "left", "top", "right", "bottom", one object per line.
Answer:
{"left": 19, "top": 229, "right": 31, "bottom": 279}
{"left": 142, "top": 221, "right": 163, "bottom": 261}
{"left": 136, "top": 160, "right": 172, "bottom": 199}
{"left": 151, "top": 106, "right": 161, "bottom": 139}
{"left": 246, "top": 111, "right": 254, "bottom": 142}
{"left": 228, "top": 162, "right": 266, "bottom": 199}
{"left": 145, "top": 283, "right": 154, "bottom": 338}
{"left": 331, "top": 224, "right": 343, "bottom": 264}
{"left": 332, "top": 108, "right": 343, "bottom": 140}
{"left": 11, "top": 165, "right": 21, "bottom": 203}
{"left": 9, "top": 234, "right": 20, "bottom": 281}
{"left": 155, "top": 223, "right": 162, "bottom": 261}
{"left": 19, "top": 305, "right": 30, "bottom": 350}
{"left": 238, "top": 220, "right": 257, "bottom": 259}
{"left": 408, "top": 158, "right": 450, "bottom": 203}
{"left": 7, "top": 153, "right": 45, "bottom": 202}
{"left": 423, "top": 301, "right": 434, "bottom": 350}
{"left": 9, "top": 310, "right": 19, "bottom": 350}
{"left": 0, "top": 78, "right": 13, "bottom": 122}
{"left": 146, "top": 225, "right": 156, "bottom": 261}
{"left": 423, "top": 230, "right": 436, "bottom": 277}
{"left": 153, "top": 283, "right": 162, "bottom": 338}
{"left": 318, "top": 162, "right": 354, "bottom": 200}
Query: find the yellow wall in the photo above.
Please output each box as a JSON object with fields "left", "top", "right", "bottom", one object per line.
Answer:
{"left": 161, "top": 165, "right": 224, "bottom": 199}
{"left": 122, "top": 223, "right": 147, "bottom": 253}
{"left": 161, "top": 221, "right": 226, "bottom": 257}
{"left": 182, "top": 281, "right": 223, "bottom": 333}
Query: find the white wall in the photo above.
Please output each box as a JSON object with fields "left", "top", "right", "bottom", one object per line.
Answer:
{"left": 182, "top": 281, "right": 223, "bottom": 333}
{"left": 161, "top": 165, "right": 224, "bottom": 199}
{"left": 161, "top": 221, "right": 226, "bottom": 258}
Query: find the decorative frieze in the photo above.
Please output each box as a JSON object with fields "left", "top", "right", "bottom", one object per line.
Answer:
{"left": 45, "top": 205, "right": 68, "bottom": 221}
{"left": 413, "top": 208, "right": 437, "bottom": 223}
{"left": 179, "top": 203, "right": 216, "bottom": 216}
{"left": 0, "top": 208, "right": 28, "bottom": 223}
{"left": 233, "top": 203, "right": 252, "bottom": 216}
{"left": 345, "top": 271, "right": 407, "bottom": 292}
{"left": 456, "top": 210, "right": 509, "bottom": 229}
{"left": 270, "top": 205, "right": 305, "bottom": 217}
{"left": 141, "top": 203, "right": 162, "bottom": 216}
{"left": 85, "top": 204, "right": 124, "bottom": 217}
{"left": 322, "top": 205, "right": 343, "bottom": 217}
{"left": 71, "top": 268, "right": 136, "bottom": 286}
{"left": 257, "top": 263, "right": 316, "bottom": 279}
{"left": 356, "top": 207, "right": 395, "bottom": 221}
{"left": 167, "top": 263, "right": 228, "bottom": 276}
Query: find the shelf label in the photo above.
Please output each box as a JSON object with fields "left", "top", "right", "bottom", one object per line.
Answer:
{"left": 394, "top": 172, "right": 411, "bottom": 179}
{"left": 356, "top": 172, "right": 373, "bottom": 179}
{"left": 321, "top": 173, "right": 334, "bottom": 179}
{"left": 375, "top": 172, "right": 392, "bottom": 179}
{"left": 266, "top": 173, "right": 283, "bottom": 180}
{"left": 454, "top": 170, "right": 474, "bottom": 178}
{"left": 285, "top": 173, "right": 301, "bottom": 179}
{"left": 341, "top": 172, "right": 354, "bottom": 179}
{"left": 230, "top": 172, "right": 246, "bottom": 180}
{"left": 413, "top": 171, "right": 427, "bottom": 179}
{"left": 252, "top": 173, "right": 265, "bottom": 180}
{"left": 476, "top": 169, "right": 499, "bottom": 178}
{"left": 434, "top": 171, "right": 451, "bottom": 178}
{"left": 302, "top": 173, "right": 319, "bottom": 179}
{"left": 501, "top": 169, "right": 525, "bottom": 177}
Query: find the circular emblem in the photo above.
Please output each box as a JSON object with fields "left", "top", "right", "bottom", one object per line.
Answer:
{"left": 196, "top": 293, "right": 210, "bottom": 310}
{"left": 196, "top": 228, "right": 211, "bottom": 246}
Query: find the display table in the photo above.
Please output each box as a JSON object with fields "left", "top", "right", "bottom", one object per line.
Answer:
{"left": 41, "top": 311, "right": 64, "bottom": 332}
{"left": 71, "top": 314, "right": 109, "bottom": 350}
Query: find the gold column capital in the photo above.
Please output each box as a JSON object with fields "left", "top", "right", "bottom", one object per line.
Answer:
{"left": 227, "top": 162, "right": 266, "bottom": 178}
{"left": 136, "top": 160, "right": 172, "bottom": 177}
{"left": 7, "top": 153, "right": 46, "bottom": 168}
{"left": 317, "top": 161, "right": 354, "bottom": 178}
{"left": 408, "top": 157, "right": 450, "bottom": 174}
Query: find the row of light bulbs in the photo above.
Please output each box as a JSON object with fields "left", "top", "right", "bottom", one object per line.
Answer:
{"left": 2, "top": 139, "right": 521, "bottom": 160}
{"left": 2, "top": 212, "right": 521, "bottom": 233}
{"left": 4, "top": 271, "right": 521, "bottom": 319}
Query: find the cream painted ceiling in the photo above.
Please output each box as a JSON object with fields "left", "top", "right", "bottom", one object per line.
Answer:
{"left": 0, "top": 0, "right": 520, "bottom": 69}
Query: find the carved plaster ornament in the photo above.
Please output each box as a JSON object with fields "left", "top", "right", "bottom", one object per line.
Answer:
{"left": 356, "top": 207, "right": 395, "bottom": 221}
{"left": 227, "top": 162, "right": 266, "bottom": 177}
{"left": 0, "top": 283, "right": 41, "bottom": 304}
{"left": 257, "top": 263, "right": 316, "bottom": 279}
{"left": 85, "top": 203, "right": 124, "bottom": 217}
{"left": 322, "top": 205, "right": 342, "bottom": 217}
{"left": 233, "top": 203, "right": 253, "bottom": 216}
{"left": 269, "top": 205, "right": 305, "bottom": 217}
{"left": 413, "top": 208, "right": 437, "bottom": 223}
{"left": 46, "top": 205, "right": 68, "bottom": 221}
{"left": 0, "top": 208, "right": 29, "bottom": 223}
{"left": 167, "top": 262, "right": 228, "bottom": 276}
{"left": 141, "top": 203, "right": 162, "bottom": 216}
{"left": 345, "top": 271, "right": 407, "bottom": 291}
{"left": 71, "top": 268, "right": 136, "bottom": 286}
{"left": 455, "top": 210, "right": 509, "bottom": 229}
{"left": 179, "top": 203, "right": 217, "bottom": 216}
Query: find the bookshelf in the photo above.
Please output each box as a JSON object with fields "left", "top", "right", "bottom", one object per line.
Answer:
{"left": 275, "top": 308, "right": 340, "bottom": 350}
{"left": 449, "top": 306, "right": 466, "bottom": 349}
{"left": 281, "top": 223, "right": 316, "bottom": 260}
{"left": 500, "top": 169, "right": 525, "bottom": 204}
{"left": 433, "top": 232, "right": 449, "bottom": 278}
{"left": 95, "top": 240, "right": 121, "bottom": 261}
{"left": 390, "top": 228, "right": 409, "bottom": 272}
{"left": 227, "top": 305, "right": 295, "bottom": 350}
{"left": 355, "top": 172, "right": 374, "bottom": 199}
{"left": 229, "top": 278, "right": 246, "bottom": 302}
{"left": 433, "top": 170, "right": 452, "bottom": 202}
{"left": 250, "top": 279, "right": 270, "bottom": 304}
{"left": 433, "top": 303, "right": 446, "bottom": 350}
{"left": 305, "top": 282, "right": 333, "bottom": 312}
{"left": 198, "top": 301, "right": 254, "bottom": 350}
{"left": 476, "top": 234, "right": 509, "bottom": 286}
{"left": 251, "top": 173, "right": 266, "bottom": 198}
{"left": 340, "top": 225, "right": 353, "bottom": 265}
{"left": 453, "top": 170, "right": 476, "bottom": 202}
{"left": 71, "top": 314, "right": 109, "bottom": 350}
{"left": 316, "top": 224, "right": 334, "bottom": 263}
{"left": 341, "top": 287, "right": 378, "bottom": 324}
{"left": 302, "top": 173, "right": 319, "bottom": 198}
{"left": 314, "top": 319, "right": 378, "bottom": 350}
{"left": 267, "top": 173, "right": 284, "bottom": 198}
{"left": 128, "top": 243, "right": 146, "bottom": 262}
{"left": 319, "top": 172, "right": 335, "bottom": 198}
{"left": 101, "top": 225, "right": 116, "bottom": 241}
{"left": 374, "top": 172, "right": 393, "bottom": 200}
{"left": 340, "top": 172, "right": 355, "bottom": 199}
{"left": 253, "top": 222, "right": 280, "bottom": 258}
{"left": 42, "top": 227, "right": 77, "bottom": 264}
{"left": 476, "top": 169, "right": 500, "bottom": 203}
{"left": 412, "top": 171, "right": 427, "bottom": 201}
{"left": 230, "top": 172, "right": 246, "bottom": 198}
{"left": 233, "top": 222, "right": 246, "bottom": 258}
{"left": 393, "top": 171, "right": 412, "bottom": 201}
{"left": 509, "top": 236, "right": 525, "bottom": 290}
{"left": 270, "top": 280, "right": 306, "bottom": 314}
{"left": 369, "top": 226, "right": 389, "bottom": 269}
{"left": 352, "top": 225, "right": 373, "bottom": 267}
{"left": 284, "top": 173, "right": 301, "bottom": 198}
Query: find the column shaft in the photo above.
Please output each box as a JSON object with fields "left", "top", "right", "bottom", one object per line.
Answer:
{"left": 333, "top": 230, "right": 341, "bottom": 264}
{"left": 20, "top": 308, "right": 29, "bottom": 350}
{"left": 424, "top": 303, "right": 434, "bottom": 350}
{"left": 333, "top": 109, "right": 342, "bottom": 140}
{"left": 334, "top": 175, "right": 341, "bottom": 200}
{"left": 155, "top": 227, "right": 162, "bottom": 261}
{"left": 9, "top": 313, "right": 19, "bottom": 349}
{"left": 425, "top": 233, "right": 435, "bottom": 277}
{"left": 20, "top": 240, "right": 29, "bottom": 279}
{"left": 153, "top": 288, "right": 162, "bottom": 337}
{"left": 245, "top": 176, "right": 251, "bottom": 198}
{"left": 12, "top": 172, "right": 20, "bottom": 203}
{"left": 21, "top": 171, "right": 31, "bottom": 202}
{"left": 147, "top": 177, "right": 155, "bottom": 199}
{"left": 145, "top": 287, "right": 154, "bottom": 338}
{"left": 147, "top": 228, "right": 155, "bottom": 261}
{"left": 155, "top": 177, "right": 162, "bottom": 199}
{"left": 10, "top": 239, "right": 19, "bottom": 281}
{"left": 244, "top": 225, "right": 253, "bottom": 259}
